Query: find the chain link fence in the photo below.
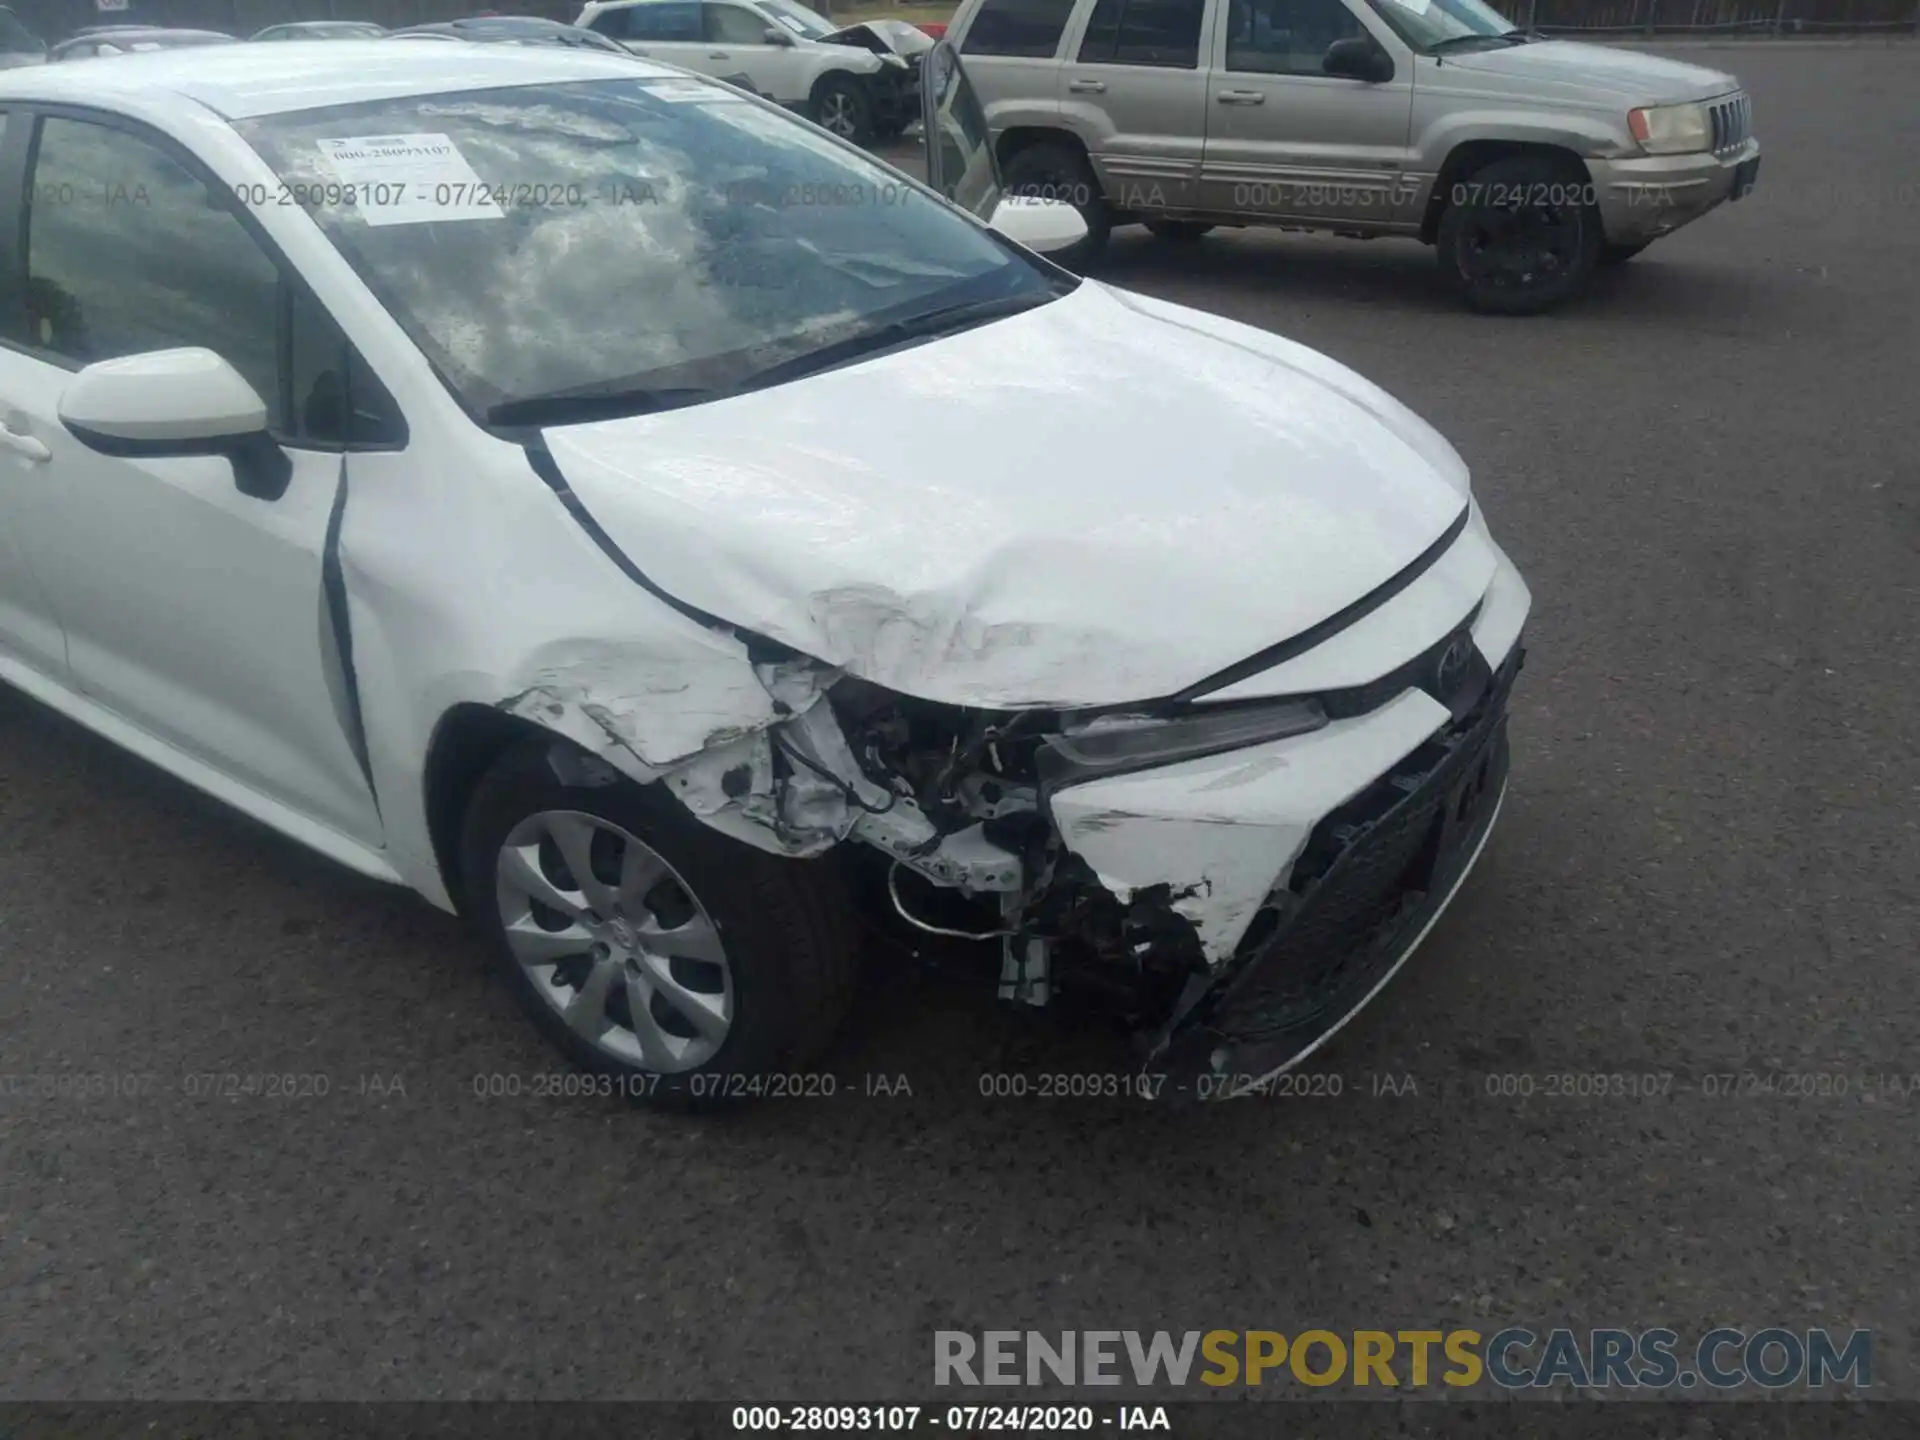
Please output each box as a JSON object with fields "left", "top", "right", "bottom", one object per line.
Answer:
{"left": 1523, "top": 0, "right": 1918, "bottom": 31}
{"left": 27, "top": 0, "right": 1920, "bottom": 39}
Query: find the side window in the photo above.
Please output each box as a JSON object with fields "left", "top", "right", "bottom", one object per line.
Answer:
{"left": 22, "top": 117, "right": 283, "bottom": 428}
{"left": 585, "top": 8, "right": 627, "bottom": 35}
{"left": 705, "top": 3, "right": 768, "bottom": 43}
{"left": 961, "top": 0, "right": 1075, "bottom": 58}
{"left": 1224, "top": 0, "right": 1364, "bottom": 75}
{"left": 1076, "top": 0, "right": 1203, "bottom": 66}
{"left": 627, "top": 3, "right": 702, "bottom": 40}
{"left": 288, "top": 284, "right": 405, "bottom": 448}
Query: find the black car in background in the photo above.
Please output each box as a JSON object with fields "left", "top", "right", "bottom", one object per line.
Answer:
{"left": 48, "top": 26, "right": 234, "bottom": 59}
{"left": 388, "top": 15, "right": 630, "bottom": 49}
{"left": 0, "top": 5, "right": 43, "bottom": 66}
{"left": 251, "top": 19, "right": 387, "bottom": 39}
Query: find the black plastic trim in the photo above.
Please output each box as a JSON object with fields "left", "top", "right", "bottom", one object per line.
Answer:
{"left": 523, "top": 443, "right": 736, "bottom": 635}
{"left": 1165, "top": 503, "right": 1472, "bottom": 705}
{"left": 321, "top": 452, "right": 381, "bottom": 814}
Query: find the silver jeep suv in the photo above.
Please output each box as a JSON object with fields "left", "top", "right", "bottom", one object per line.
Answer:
{"left": 944, "top": 0, "right": 1759, "bottom": 312}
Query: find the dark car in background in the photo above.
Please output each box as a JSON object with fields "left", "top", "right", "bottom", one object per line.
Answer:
{"left": 389, "top": 16, "right": 629, "bottom": 50}
{"left": 0, "top": 5, "right": 44, "bottom": 67}
{"left": 48, "top": 26, "right": 233, "bottom": 59}
{"left": 251, "top": 19, "right": 386, "bottom": 39}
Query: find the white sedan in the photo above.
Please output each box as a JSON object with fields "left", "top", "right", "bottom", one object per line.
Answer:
{"left": 0, "top": 41, "right": 1529, "bottom": 1104}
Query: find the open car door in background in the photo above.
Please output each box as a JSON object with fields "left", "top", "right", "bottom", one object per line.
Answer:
{"left": 919, "top": 40, "right": 1089, "bottom": 257}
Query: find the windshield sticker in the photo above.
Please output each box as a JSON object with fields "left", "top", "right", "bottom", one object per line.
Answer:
{"left": 315, "top": 134, "right": 505, "bottom": 227}
{"left": 640, "top": 80, "right": 736, "bottom": 102}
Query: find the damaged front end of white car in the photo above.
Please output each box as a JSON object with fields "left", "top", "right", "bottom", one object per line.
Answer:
{"left": 507, "top": 355, "right": 1530, "bottom": 1098}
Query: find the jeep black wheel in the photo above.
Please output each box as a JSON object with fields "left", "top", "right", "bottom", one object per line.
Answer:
{"left": 1144, "top": 220, "right": 1214, "bottom": 242}
{"left": 1438, "top": 154, "right": 1603, "bottom": 315}
{"left": 1002, "top": 140, "right": 1110, "bottom": 271}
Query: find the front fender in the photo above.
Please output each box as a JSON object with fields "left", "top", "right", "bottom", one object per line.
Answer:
{"left": 1415, "top": 110, "right": 1640, "bottom": 172}
{"left": 335, "top": 429, "right": 831, "bottom": 909}
{"left": 802, "top": 48, "right": 884, "bottom": 86}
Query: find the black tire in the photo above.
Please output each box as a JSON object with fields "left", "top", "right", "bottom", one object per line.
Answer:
{"left": 1144, "top": 220, "right": 1214, "bottom": 242}
{"left": 1599, "top": 240, "right": 1649, "bottom": 265}
{"left": 460, "top": 737, "right": 856, "bottom": 1109}
{"left": 810, "top": 74, "right": 873, "bottom": 148}
{"left": 1436, "top": 154, "right": 1603, "bottom": 315}
{"left": 1002, "top": 140, "right": 1110, "bottom": 271}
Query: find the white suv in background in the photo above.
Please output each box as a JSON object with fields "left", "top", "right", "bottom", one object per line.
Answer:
{"left": 576, "top": 0, "right": 919, "bottom": 144}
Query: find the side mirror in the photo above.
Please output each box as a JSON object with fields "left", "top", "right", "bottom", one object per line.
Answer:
{"left": 987, "top": 194, "right": 1089, "bottom": 256}
{"left": 1323, "top": 36, "right": 1392, "bottom": 82}
{"left": 762, "top": 25, "right": 795, "bottom": 45}
{"left": 58, "top": 348, "right": 292, "bottom": 501}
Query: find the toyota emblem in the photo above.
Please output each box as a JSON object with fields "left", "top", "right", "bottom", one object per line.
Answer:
{"left": 1434, "top": 632, "right": 1475, "bottom": 697}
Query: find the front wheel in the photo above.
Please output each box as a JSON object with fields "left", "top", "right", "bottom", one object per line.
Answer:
{"left": 1002, "top": 140, "right": 1110, "bottom": 271}
{"left": 1437, "top": 155, "right": 1603, "bottom": 315}
{"left": 810, "top": 75, "right": 873, "bottom": 147}
{"left": 1144, "top": 220, "right": 1214, "bottom": 242}
{"left": 460, "top": 738, "right": 856, "bottom": 1108}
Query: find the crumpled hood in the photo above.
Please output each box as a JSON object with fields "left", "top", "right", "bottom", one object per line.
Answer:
{"left": 542, "top": 281, "right": 1471, "bottom": 709}
{"left": 1439, "top": 40, "right": 1737, "bottom": 105}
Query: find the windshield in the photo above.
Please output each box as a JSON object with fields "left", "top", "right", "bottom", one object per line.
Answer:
{"left": 753, "top": 0, "right": 835, "bottom": 39}
{"left": 1365, "top": 0, "right": 1516, "bottom": 49}
{"left": 238, "top": 78, "right": 1060, "bottom": 420}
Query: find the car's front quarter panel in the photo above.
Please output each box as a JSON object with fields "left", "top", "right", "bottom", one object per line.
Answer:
{"left": 800, "top": 44, "right": 883, "bottom": 85}
{"left": 1409, "top": 74, "right": 1641, "bottom": 175}
{"left": 334, "top": 428, "right": 797, "bottom": 911}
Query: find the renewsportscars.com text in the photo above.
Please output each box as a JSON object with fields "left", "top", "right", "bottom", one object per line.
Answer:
{"left": 934, "top": 1328, "right": 1871, "bottom": 1391}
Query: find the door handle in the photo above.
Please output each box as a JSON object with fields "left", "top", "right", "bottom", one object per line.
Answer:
{"left": 0, "top": 423, "right": 49, "bottom": 462}
{"left": 1067, "top": 78, "right": 1106, "bottom": 93}
{"left": 1216, "top": 89, "right": 1266, "bottom": 104}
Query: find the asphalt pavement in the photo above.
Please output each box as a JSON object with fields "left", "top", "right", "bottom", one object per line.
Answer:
{"left": 1, "top": 40, "right": 1916, "bottom": 1406}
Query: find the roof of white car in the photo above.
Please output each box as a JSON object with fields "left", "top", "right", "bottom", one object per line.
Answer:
{"left": 0, "top": 41, "right": 683, "bottom": 120}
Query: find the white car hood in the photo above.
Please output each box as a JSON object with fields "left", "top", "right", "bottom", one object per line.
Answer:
{"left": 542, "top": 281, "right": 1471, "bottom": 709}
{"left": 1440, "top": 40, "right": 1737, "bottom": 105}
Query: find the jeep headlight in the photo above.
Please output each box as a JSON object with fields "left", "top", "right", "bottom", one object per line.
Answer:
{"left": 1044, "top": 698, "right": 1328, "bottom": 779}
{"left": 1628, "top": 102, "right": 1710, "bottom": 155}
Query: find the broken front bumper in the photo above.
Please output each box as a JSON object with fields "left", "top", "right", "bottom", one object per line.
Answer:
{"left": 1046, "top": 533, "right": 1529, "bottom": 1095}
{"left": 1154, "top": 647, "right": 1518, "bottom": 1096}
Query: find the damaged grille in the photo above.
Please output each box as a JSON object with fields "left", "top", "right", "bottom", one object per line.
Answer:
{"left": 1213, "top": 645, "right": 1521, "bottom": 1042}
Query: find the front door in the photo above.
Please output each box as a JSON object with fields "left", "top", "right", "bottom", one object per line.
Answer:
{"left": 1057, "top": 0, "right": 1211, "bottom": 211}
{"left": 1198, "top": 0, "right": 1416, "bottom": 225}
{"left": 0, "top": 109, "right": 386, "bottom": 846}
{"left": 702, "top": 2, "right": 807, "bottom": 103}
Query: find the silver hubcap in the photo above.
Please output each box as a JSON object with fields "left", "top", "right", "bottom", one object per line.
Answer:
{"left": 495, "top": 810, "right": 733, "bottom": 1073}
{"left": 819, "top": 92, "right": 856, "bottom": 136}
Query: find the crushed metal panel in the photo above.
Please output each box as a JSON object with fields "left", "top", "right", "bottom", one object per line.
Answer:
{"left": 1047, "top": 689, "right": 1455, "bottom": 962}
{"left": 498, "top": 636, "right": 836, "bottom": 779}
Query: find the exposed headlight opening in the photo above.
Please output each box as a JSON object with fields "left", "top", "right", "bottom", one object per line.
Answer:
{"left": 1042, "top": 698, "right": 1329, "bottom": 781}
{"left": 1629, "top": 102, "right": 1712, "bottom": 155}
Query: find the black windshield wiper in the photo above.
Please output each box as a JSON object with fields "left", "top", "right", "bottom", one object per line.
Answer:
{"left": 729, "top": 292, "right": 1054, "bottom": 394}
{"left": 1496, "top": 26, "right": 1542, "bottom": 40}
{"left": 485, "top": 386, "right": 715, "bottom": 428}
{"left": 1428, "top": 32, "right": 1509, "bottom": 51}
